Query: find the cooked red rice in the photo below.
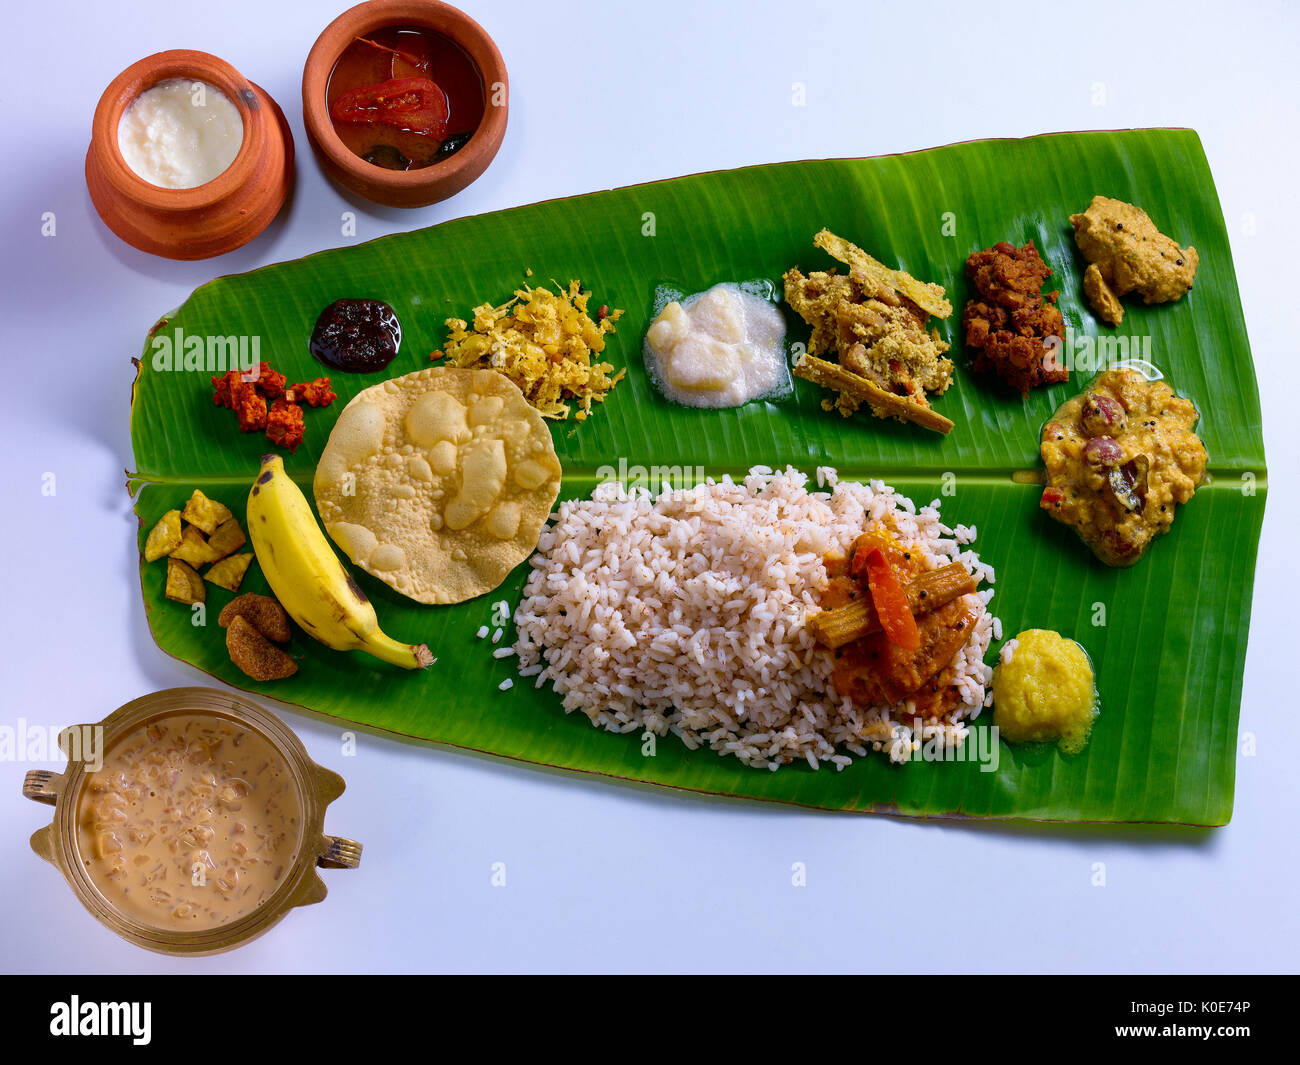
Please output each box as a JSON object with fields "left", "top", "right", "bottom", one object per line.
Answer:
{"left": 513, "top": 466, "right": 997, "bottom": 770}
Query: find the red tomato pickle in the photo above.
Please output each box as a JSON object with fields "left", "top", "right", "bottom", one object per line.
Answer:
{"left": 326, "top": 25, "right": 486, "bottom": 171}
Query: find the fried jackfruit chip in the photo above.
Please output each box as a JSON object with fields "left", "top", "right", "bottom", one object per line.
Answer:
{"left": 164, "top": 558, "right": 205, "bottom": 604}
{"left": 205, "top": 553, "right": 254, "bottom": 593}
{"left": 144, "top": 509, "right": 183, "bottom": 562}
{"left": 169, "top": 525, "right": 221, "bottom": 567}
{"left": 182, "top": 490, "right": 233, "bottom": 535}
{"left": 207, "top": 517, "right": 247, "bottom": 559}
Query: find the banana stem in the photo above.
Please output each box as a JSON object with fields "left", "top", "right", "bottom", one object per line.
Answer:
{"left": 362, "top": 634, "right": 434, "bottom": 670}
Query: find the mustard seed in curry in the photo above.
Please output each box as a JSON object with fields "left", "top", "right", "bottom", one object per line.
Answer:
{"left": 1040, "top": 368, "right": 1206, "bottom": 567}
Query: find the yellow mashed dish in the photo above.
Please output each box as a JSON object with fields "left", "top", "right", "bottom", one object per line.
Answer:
{"left": 992, "top": 629, "right": 1098, "bottom": 754}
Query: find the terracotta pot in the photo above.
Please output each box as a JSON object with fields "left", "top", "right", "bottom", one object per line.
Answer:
{"left": 303, "top": 0, "right": 508, "bottom": 208}
{"left": 86, "top": 50, "right": 294, "bottom": 260}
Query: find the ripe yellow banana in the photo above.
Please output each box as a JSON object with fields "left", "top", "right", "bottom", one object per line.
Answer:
{"left": 247, "top": 454, "right": 433, "bottom": 670}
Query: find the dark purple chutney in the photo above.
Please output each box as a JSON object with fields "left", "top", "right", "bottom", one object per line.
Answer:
{"left": 310, "top": 299, "right": 402, "bottom": 374}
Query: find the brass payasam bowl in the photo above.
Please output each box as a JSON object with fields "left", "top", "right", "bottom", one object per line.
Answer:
{"left": 23, "top": 687, "right": 360, "bottom": 956}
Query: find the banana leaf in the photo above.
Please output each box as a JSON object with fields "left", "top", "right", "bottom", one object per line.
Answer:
{"left": 130, "top": 129, "right": 1266, "bottom": 823}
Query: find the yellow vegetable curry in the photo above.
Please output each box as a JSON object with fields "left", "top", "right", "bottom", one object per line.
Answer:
{"left": 1040, "top": 368, "right": 1206, "bottom": 567}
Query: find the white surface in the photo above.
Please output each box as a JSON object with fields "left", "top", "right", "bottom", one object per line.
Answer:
{"left": 1, "top": 0, "right": 1296, "bottom": 974}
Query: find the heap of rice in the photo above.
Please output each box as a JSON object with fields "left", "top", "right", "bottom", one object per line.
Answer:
{"left": 513, "top": 466, "right": 997, "bottom": 770}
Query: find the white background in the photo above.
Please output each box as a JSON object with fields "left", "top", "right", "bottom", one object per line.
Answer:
{"left": 2, "top": 0, "right": 1296, "bottom": 974}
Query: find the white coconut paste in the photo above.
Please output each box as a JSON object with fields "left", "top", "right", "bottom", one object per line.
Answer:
{"left": 117, "top": 78, "right": 244, "bottom": 189}
{"left": 644, "top": 283, "right": 789, "bottom": 408}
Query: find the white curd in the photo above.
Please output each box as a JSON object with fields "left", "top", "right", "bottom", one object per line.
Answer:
{"left": 117, "top": 78, "right": 244, "bottom": 189}
{"left": 644, "top": 283, "right": 789, "bottom": 408}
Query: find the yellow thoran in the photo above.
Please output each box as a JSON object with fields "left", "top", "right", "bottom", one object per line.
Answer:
{"left": 434, "top": 280, "right": 624, "bottom": 420}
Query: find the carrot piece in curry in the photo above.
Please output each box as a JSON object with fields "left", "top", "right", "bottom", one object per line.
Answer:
{"left": 862, "top": 548, "right": 920, "bottom": 652}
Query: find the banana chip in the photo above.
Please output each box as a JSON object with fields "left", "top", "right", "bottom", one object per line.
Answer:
{"left": 170, "top": 525, "right": 221, "bottom": 567}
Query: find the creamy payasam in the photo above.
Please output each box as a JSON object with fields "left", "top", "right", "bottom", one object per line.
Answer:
{"left": 76, "top": 713, "right": 301, "bottom": 932}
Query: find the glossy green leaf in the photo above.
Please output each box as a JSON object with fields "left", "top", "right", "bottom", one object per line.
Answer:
{"left": 130, "top": 129, "right": 1266, "bottom": 823}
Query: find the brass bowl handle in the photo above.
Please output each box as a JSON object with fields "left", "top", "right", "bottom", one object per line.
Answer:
{"left": 23, "top": 770, "right": 58, "bottom": 805}
{"left": 317, "top": 836, "right": 362, "bottom": 869}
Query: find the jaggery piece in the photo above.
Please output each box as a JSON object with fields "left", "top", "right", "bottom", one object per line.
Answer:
{"left": 218, "top": 593, "right": 292, "bottom": 644}
{"left": 225, "top": 615, "right": 297, "bottom": 681}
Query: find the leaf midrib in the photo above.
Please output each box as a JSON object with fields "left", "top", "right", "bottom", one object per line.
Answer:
{"left": 125, "top": 464, "right": 1269, "bottom": 490}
